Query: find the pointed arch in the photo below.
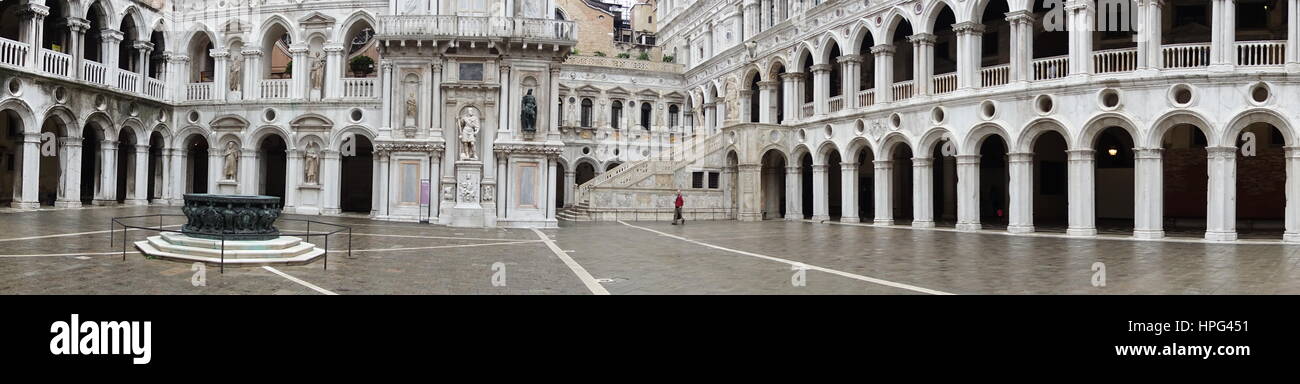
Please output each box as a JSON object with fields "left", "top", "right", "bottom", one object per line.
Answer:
{"left": 848, "top": 22, "right": 878, "bottom": 56}
{"left": 921, "top": 0, "right": 960, "bottom": 34}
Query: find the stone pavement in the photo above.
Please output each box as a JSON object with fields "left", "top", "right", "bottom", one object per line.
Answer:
{"left": 2, "top": 206, "right": 1299, "bottom": 294}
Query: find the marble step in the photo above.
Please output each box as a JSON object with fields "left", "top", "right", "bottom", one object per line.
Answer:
{"left": 145, "top": 235, "right": 317, "bottom": 258}
{"left": 135, "top": 240, "right": 326, "bottom": 267}
{"left": 160, "top": 232, "right": 303, "bottom": 250}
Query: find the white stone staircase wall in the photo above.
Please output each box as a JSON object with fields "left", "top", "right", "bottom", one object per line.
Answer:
{"left": 562, "top": 132, "right": 732, "bottom": 221}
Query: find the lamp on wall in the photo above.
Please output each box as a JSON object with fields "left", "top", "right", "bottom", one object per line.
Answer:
{"left": 1108, "top": 148, "right": 1119, "bottom": 156}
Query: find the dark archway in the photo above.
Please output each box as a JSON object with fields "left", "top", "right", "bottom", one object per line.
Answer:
{"left": 1160, "top": 124, "right": 1206, "bottom": 237}
{"left": 147, "top": 132, "right": 164, "bottom": 202}
{"left": 1094, "top": 127, "right": 1136, "bottom": 233}
{"left": 259, "top": 135, "right": 288, "bottom": 199}
{"left": 38, "top": 117, "right": 64, "bottom": 206}
{"left": 555, "top": 161, "right": 566, "bottom": 208}
{"left": 857, "top": 147, "right": 875, "bottom": 220}
{"left": 340, "top": 135, "right": 374, "bottom": 213}
{"left": 760, "top": 150, "right": 785, "bottom": 219}
{"left": 932, "top": 142, "right": 957, "bottom": 227}
{"left": 978, "top": 135, "right": 1010, "bottom": 228}
{"left": 115, "top": 129, "right": 136, "bottom": 203}
{"left": 801, "top": 152, "right": 813, "bottom": 219}
{"left": 1235, "top": 122, "right": 1286, "bottom": 238}
{"left": 0, "top": 109, "right": 22, "bottom": 205}
{"left": 826, "top": 150, "right": 842, "bottom": 219}
{"left": 185, "top": 135, "right": 208, "bottom": 193}
{"left": 1031, "top": 131, "right": 1069, "bottom": 231}
{"left": 892, "top": 144, "right": 914, "bottom": 224}
{"left": 575, "top": 162, "right": 596, "bottom": 187}
{"left": 80, "top": 124, "right": 102, "bottom": 204}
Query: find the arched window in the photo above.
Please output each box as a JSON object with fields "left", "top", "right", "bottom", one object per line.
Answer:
{"left": 557, "top": 97, "right": 564, "bottom": 125}
{"left": 668, "top": 105, "right": 680, "bottom": 128}
{"left": 640, "top": 102, "right": 652, "bottom": 130}
{"left": 611, "top": 100, "right": 623, "bottom": 129}
{"left": 580, "top": 98, "right": 593, "bottom": 128}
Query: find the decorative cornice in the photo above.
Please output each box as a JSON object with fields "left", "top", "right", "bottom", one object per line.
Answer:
{"left": 492, "top": 143, "right": 564, "bottom": 156}
{"left": 374, "top": 142, "right": 446, "bottom": 155}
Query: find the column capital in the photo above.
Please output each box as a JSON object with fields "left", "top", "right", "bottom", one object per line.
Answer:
{"left": 786, "top": 166, "right": 801, "bottom": 174}
{"left": 907, "top": 33, "right": 937, "bottom": 45}
{"left": 288, "top": 44, "right": 310, "bottom": 54}
{"left": 951, "top": 22, "right": 986, "bottom": 35}
{"left": 870, "top": 44, "right": 895, "bottom": 55}
{"left": 57, "top": 137, "right": 81, "bottom": 146}
{"left": 1004, "top": 10, "right": 1036, "bottom": 24}
{"left": 840, "top": 163, "right": 859, "bottom": 171}
{"left": 836, "top": 54, "right": 865, "bottom": 64}
{"left": 809, "top": 64, "right": 833, "bottom": 73}
{"left": 169, "top": 54, "right": 191, "bottom": 63}
{"left": 1007, "top": 152, "right": 1034, "bottom": 163}
{"left": 66, "top": 17, "right": 91, "bottom": 33}
{"left": 323, "top": 44, "right": 346, "bottom": 53}
{"left": 1066, "top": 149, "right": 1095, "bottom": 161}
{"left": 912, "top": 157, "right": 933, "bottom": 167}
{"left": 956, "top": 154, "right": 982, "bottom": 164}
{"left": 101, "top": 29, "right": 124, "bottom": 43}
{"left": 133, "top": 41, "right": 154, "bottom": 53}
{"left": 1134, "top": 148, "right": 1163, "bottom": 159}
{"left": 874, "top": 160, "right": 894, "bottom": 169}
{"left": 240, "top": 47, "right": 263, "bottom": 57}
{"left": 757, "top": 80, "right": 780, "bottom": 88}
{"left": 780, "top": 72, "right": 806, "bottom": 81}
{"left": 1206, "top": 146, "right": 1238, "bottom": 158}
{"left": 812, "top": 164, "right": 827, "bottom": 172}
{"left": 20, "top": 4, "right": 49, "bottom": 18}
{"left": 209, "top": 49, "right": 230, "bottom": 58}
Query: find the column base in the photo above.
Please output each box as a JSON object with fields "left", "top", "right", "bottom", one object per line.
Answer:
{"left": 840, "top": 216, "right": 860, "bottom": 223}
{"left": 1283, "top": 232, "right": 1300, "bottom": 243}
{"left": 1133, "top": 229, "right": 1164, "bottom": 239}
{"left": 93, "top": 199, "right": 118, "bottom": 206}
{"left": 1204, "top": 230, "right": 1238, "bottom": 242}
{"left": 9, "top": 201, "right": 38, "bottom": 209}
{"left": 1066, "top": 227, "right": 1097, "bottom": 237}
{"left": 737, "top": 213, "right": 763, "bottom": 222}
{"left": 322, "top": 208, "right": 342, "bottom": 215}
{"left": 911, "top": 220, "right": 934, "bottom": 228}
{"left": 784, "top": 213, "right": 803, "bottom": 221}
{"left": 811, "top": 215, "right": 830, "bottom": 222}
{"left": 54, "top": 200, "right": 82, "bottom": 208}
{"left": 873, "top": 218, "right": 894, "bottom": 226}
{"left": 1007, "top": 224, "right": 1035, "bottom": 234}
{"left": 1287, "top": 63, "right": 1300, "bottom": 72}
{"left": 956, "top": 223, "right": 982, "bottom": 231}
{"left": 123, "top": 199, "right": 148, "bottom": 206}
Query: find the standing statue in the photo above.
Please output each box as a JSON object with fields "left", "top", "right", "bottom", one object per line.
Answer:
{"left": 223, "top": 141, "right": 240, "bottom": 180}
{"left": 459, "top": 107, "right": 480, "bottom": 160}
{"left": 309, "top": 52, "right": 325, "bottom": 91}
{"left": 404, "top": 93, "right": 418, "bottom": 127}
{"left": 520, "top": 89, "right": 537, "bottom": 133}
{"left": 303, "top": 142, "right": 320, "bottom": 184}
{"left": 229, "top": 55, "right": 243, "bottom": 92}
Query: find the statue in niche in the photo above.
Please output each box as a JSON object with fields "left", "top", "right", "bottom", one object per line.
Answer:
{"left": 309, "top": 52, "right": 325, "bottom": 91}
{"left": 459, "top": 107, "right": 480, "bottom": 160}
{"left": 228, "top": 55, "right": 243, "bottom": 91}
{"left": 303, "top": 142, "right": 320, "bottom": 184}
{"left": 521, "top": 89, "right": 537, "bottom": 133}
{"left": 404, "top": 93, "right": 418, "bottom": 127}
{"left": 222, "top": 141, "right": 239, "bottom": 180}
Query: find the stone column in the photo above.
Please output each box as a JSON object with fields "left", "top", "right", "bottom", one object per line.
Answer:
{"left": 380, "top": 60, "right": 394, "bottom": 132}
{"left": 1007, "top": 152, "right": 1034, "bottom": 233}
{"left": 1066, "top": 149, "right": 1096, "bottom": 236}
{"left": 56, "top": 138, "right": 82, "bottom": 208}
{"left": 779, "top": 72, "right": 801, "bottom": 124}
{"left": 14, "top": 133, "right": 40, "bottom": 208}
{"left": 1133, "top": 148, "right": 1164, "bottom": 239}
{"left": 838, "top": 55, "right": 862, "bottom": 109}
{"left": 432, "top": 63, "right": 444, "bottom": 137}
{"left": 564, "top": 171, "right": 576, "bottom": 207}
{"left": 912, "top": 157, "right": 935, "bottom": 228}
{"left": 1285, "top": 147, "right": 1300, "bottom": 241}
{"left": 1210, "top": 0, "right": 1236, "bottom": 69}
{"left": 210, "top": 49, "right": 228, "bottom": 101}
{"left": 170, "top": 148, "right": 185, "bottom": 204}
{"left": 321, "top": 150, "right": 341, "bottom": 214}
{"left": 871, "top": 44, "right": 894, "bottom": 103}
{"left": 742, "top": 0, "right": 759, "bottom": 40}
{"left": 241, "top": 47, "right": 262, "bottom": 99}
{"left": 239, "top": 149, "right": 256, "bottom": 195}
{"left": 738, "top": 89, "right": 753, "bottom": 123}
{"left": 1006, "top": 11, "right": 1035, "bottom": 82}
{"left": 1204, "top": 146, "right": 1237, "bottom": 241}
{"left": 324, "top": 44, "right": 344, "bottom": 100}
{"left": 757, "top": 80, "right": 777, "bottom": 123}
{"left": 738, "top": 164, "right": 763, "bottom": 221}
{"left": 134, "top": 41, "right": 152, "bottom": 92}
{"left": 19, "top": 4, "right": 47, "bottom": 71}
{"left": 955, "top": 155, "right": 981, "bottom": 231}
{"left": 285, "top": 149, "right": 300, "bottom": 212}
{"left": 908, "top": 33, "right": 935, "bottom": 95}
{"left": 873, "top": 160, "right": 893, "bottom": 225}
{"left": 67, "top": 17, "right": 89, "bottom": 78}
{"left": 785, "top": 166, "right": 802, "bottom": 220}
{"left": 548, "top": 66, "right": 562, "bottom": 139}
{"left": 760, "top": 0, "right": 772, "bottom": 31}
{"left": 840, "top": 162, "right": 859, "bottom": 223}
{"left": 128, "top": 144, "right": 148, "bottom": 205}
{"left": 703, "top": 102, "right": 716, "bottom": 133}
{"left": 1065, "top": 0, "right": 1093, "bottom": 76}
{"left": 952, "top": 23, "right": 982, "bottom": 90}
{"left": 811, "top": 164, "right": 828, "bottom": 220}
{"left": 498, "top": 63, "right": 511, "bottom": 133}
{"left": 1288, "top": 0, "right": 1300, "bottom": 70}
{"left": 810, "top": 64, "right": 830, "bottom": 117}
{"left": 207, "top": 147, "right": 220, "bottom": 193}
{"left": 97, "top": 139, "right": 117, "bottom": 204}
{"left": 1136, "top": 0, "right": 1163, "bottom": 71}
{"left": 289, "top": 44, "right": 309, "bottom": 99}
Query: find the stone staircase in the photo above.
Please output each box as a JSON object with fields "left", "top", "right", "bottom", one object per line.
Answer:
{"left": 561, "top": 131, "right": 729, "bottom": 221}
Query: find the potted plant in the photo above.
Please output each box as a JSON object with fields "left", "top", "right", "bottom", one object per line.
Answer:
{"left": 349, "top": 56, "right": 375, "bottom": 77}
{"left": 637, "top": 52, "right": 650, "bottom": 61}
{"left": 616, "top": 52, "right": 631, "bottom": 59}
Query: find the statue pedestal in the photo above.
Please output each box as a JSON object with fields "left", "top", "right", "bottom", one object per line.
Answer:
{"left": 310, "top": 89, "right": 321, "bottom": 101}
{"left": 448, "top": 160, "right": 488, "bottom": 228}
{"left": 227, "top": 91, "right": 242, "bottom": 101}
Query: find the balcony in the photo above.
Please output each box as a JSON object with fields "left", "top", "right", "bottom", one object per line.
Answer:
{"left": 564, "top": 55, "right": 684, "bottom": 73}
{"left": 377, "top": 15, "right": 577, "bottom": 42}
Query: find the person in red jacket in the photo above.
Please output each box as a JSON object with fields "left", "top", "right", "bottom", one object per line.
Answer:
{"left": 672, "top": 190, "right": 685, "bottom": 225}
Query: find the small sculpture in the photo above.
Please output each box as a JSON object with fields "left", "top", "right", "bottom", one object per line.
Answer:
{"left": 521, "top": 89, "right": 537, "bottom": 133}
{"left": 404, "top": 93, "right": 418, "bottom": 127}
{"left": 222, "top": 141, "right": 239, "bottom": 180}
{"left": 459, "top": 107, "right": 480, "bottom": 160}
{"left": 228, "top": 55, "right": 243, "bottom": 91}
{"left": 309, "top": 51, "right": 325, "bottom": 90}
{"left": 303, "top": 142, "right": 320, "bottom": 184}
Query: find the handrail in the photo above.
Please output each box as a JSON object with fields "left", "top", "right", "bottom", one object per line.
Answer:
{"left": 110, "top": 214, "right": 352, "bottom": 273}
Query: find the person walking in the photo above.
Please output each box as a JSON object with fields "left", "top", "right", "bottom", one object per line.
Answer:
{"left": 672, "top": 190, "right": 685, "bottom": 225}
